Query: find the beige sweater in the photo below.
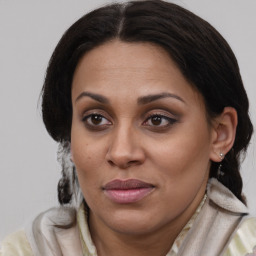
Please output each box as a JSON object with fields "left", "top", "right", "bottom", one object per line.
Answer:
{"left": 1, "top": 179, "right": 256, "bottom": 256}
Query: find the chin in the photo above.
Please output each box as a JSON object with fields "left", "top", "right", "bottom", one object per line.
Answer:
{"left": 101, "top": 209, "right": 163, "bottom": 235}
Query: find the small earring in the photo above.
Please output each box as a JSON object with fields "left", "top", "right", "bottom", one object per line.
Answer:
{"left": 217, "top": 153, "right": 225, "bottom": 179}
{"left": 217, "top": 163, "right": 224, "bottom": 178}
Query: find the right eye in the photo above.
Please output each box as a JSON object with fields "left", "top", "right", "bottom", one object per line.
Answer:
{"left": 82, "top": 114, "right": 112, "bottom": 130}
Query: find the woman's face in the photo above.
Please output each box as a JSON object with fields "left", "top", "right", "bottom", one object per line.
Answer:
{"left": 71, "top": 40, "right": 216, "bottom": 235}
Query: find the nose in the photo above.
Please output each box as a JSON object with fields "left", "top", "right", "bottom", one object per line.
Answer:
{"left": 106, "top": 124, "right": 145, "bottom": 169}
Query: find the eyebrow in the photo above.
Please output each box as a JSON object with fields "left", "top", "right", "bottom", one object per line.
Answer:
{"left": 137, "top": 92, "right": 186, "bottom": 105}
{"left": 75, "top": 92, "right": 109, "bottom": 104}
{"left": 75, "top": 91, "right": 185, "bottom": 105}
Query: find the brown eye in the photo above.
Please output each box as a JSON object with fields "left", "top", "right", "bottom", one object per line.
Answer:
{"left": 143, "top": 114, "right": 177, "bottom": 128}
{"left": 82, "top": 114, "right": 111, "bottom": 129}
{"left": 151, "top": 116, "right": 162, "bottom": 126}
{"left": 91, "top": 114, "right": 103, "bottom": 125}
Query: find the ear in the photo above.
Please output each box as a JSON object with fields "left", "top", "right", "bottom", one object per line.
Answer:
{"left": 209, "top": 107, "right": 238, "bottom": 162}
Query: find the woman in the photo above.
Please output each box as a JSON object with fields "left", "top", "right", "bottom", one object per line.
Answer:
{"left": 1, "top": 0, "right": 255, "bottom": 255}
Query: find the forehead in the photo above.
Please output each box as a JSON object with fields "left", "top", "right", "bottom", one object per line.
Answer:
{"left": 72, "top": 40, "right": 202, "bottom": 106}
{"left": 73, "top": 40, "right": 182, "bottom": 80}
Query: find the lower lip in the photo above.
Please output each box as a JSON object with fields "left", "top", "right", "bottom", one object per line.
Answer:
{"left": 104, "top": 187, "right": 154, "bottom": 204}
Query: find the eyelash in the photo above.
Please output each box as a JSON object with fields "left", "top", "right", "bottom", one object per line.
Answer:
{"left": 82, "top": 112, "right": 177, "bottom": 131}
{"left": 143, "top": 114, "right": 177, "bottom": 128}
{"left": 82, "top": 113, "right": 112, "bottom": 131}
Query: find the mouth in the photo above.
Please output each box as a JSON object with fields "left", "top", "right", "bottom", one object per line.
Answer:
{"left": 103, "top": 179, "right": 155, "bottom": 204}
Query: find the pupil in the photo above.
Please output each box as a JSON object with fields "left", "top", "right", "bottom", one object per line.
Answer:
{"left": 91, "top": 115, "right": 102, "bottom": 125}
{"left": 152, "top": 116, "right": 161, "bottom": 125}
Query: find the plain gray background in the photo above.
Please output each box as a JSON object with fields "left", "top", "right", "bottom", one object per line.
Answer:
{"left": 0, "top": 0, "right": 255, "bottom": 240}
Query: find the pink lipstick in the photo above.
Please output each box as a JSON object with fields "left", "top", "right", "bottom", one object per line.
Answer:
{"left": 103, "top": 179, "right": 154, "bottom": 204}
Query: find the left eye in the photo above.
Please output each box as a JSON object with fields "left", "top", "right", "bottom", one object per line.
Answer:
{"left": 83, "top": 114, "right": 111, "bottom": 126}
{"left": 144, "top": 115, "right": 176, "bottom": 127}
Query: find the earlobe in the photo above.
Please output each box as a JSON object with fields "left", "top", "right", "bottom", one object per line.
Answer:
{"left": 210, "top": 107, "right": 238, "bottom": 162}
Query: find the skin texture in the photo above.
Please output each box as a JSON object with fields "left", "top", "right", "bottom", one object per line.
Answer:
{"left": 71, "top": 40, "right": 237, "bottom": 256}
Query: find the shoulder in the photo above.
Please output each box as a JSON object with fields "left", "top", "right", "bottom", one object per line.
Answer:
{"left": 223, "top": 217, "right": 256, "bottom": 256}
{"left": 0, "top": 206, "right": 79, "bottom": 256}
{"left": 0, "top": 230, "right": 33, "bottom": 256}
{"left": 26, "top": 206, "right": 85, "bottom": 255}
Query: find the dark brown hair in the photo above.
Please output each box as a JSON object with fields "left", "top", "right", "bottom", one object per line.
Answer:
{"left": 41, "top": 0, "right": 253, "bottom": 205}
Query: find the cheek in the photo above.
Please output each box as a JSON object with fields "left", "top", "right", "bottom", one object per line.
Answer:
{"left": 71, "top": 136, "right": 103, "bottom": 204}
{"left": 70, "top": 127, "right": 110, "bottom": 194}
{"left": 71, "top": 122, "right": 104, "bottom": 168}
{"left": 72, "top": 139, "right": 102, "bottom": 174}
{"left": 148, "top": 123, "right": 212, "bottom": 178}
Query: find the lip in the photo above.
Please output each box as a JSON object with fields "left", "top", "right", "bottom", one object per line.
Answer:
{"left": 103, "top": 179, "right": 155, "bottom": 204}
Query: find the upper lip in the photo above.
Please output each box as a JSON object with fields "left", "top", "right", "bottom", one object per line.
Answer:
{"left": 103, "top": 179, "right": 154, "bottom": 190}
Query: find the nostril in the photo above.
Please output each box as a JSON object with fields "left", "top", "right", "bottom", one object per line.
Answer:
{"left": 127, "top": 160, "right": 140, "bottom": 166}
{"left": 107, "top": 160, "right": 115, "bottom": 167}
{"left": 105, "top": 135, "right": 146, "bottom": 169}
{"left": 107, "top": 159, "right": 141, "bottom": 169}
